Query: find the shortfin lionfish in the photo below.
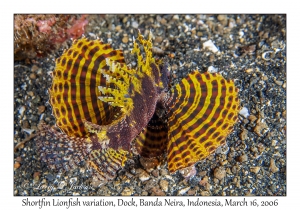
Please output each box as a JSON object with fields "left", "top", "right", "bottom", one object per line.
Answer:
{"left": 35, "top": 31, "right": 240, "bottom": 183}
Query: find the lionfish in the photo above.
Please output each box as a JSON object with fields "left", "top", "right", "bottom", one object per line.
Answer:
{"left": 35, "top": 31, "right": 240, "bottom": 183}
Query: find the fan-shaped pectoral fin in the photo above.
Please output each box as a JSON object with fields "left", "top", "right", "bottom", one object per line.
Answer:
{"left": 166, "top": 71, "right": 240, "bottom": 174}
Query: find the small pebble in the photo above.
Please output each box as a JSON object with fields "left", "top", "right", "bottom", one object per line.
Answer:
{"left": 152, "top": 47, "right": 164, "bottom": 55}
{"left": 154, "top": 36, "right": 163, "bottom": 44}
{"left": 250, "top": 146, "right": 258, "bottom": 153}
{"left": 245, "top": 68, "right": 253, "bottom": 73}
{"left": 173, "top": 15, "right": 179, "bottom": 20}
{"left": 30, "top": 73, "right": 36, "bottom": 79}
{"left": 46, "top": 174, "right": 54, "bottom": 181}
{"left": 185, "top": 15, "right": 191, "bottom": 21}
{"left": 115, "top": 25, "right": 122, "bottom": 32}
{"left": 220, "top": 160, "right": 228, "bottom": 166}
{"left": 214, "top": 167, "right": 226, "bottom": 180}
{"left": 14, "top": 162, "right": 21, "bottom": 169}
{"left": 177, "top": 186, "right": 190, "bottom": 195}
{"left": 241, "top": 44, "right": 256, "bottom": 55}
{"left": 239, "top": 107, "right": 250, "bottom": 118}
{"left": 38, "top": 105, "right": 46, "bottom": 114}
{"left": 179, "top": 165, "right": 196, "bottom": 179}
{"left": 19, "top": 106, "right": 26, "bottom": 116}
{"left": 159, "top": 179, "right": 169, "bottom": 192}
{"left": 254, "top": 121, "right": 268, "bottom": 136}
{"left": 121, "top": 187, "right": 133, "bottom": 196}
{"left": 226, "top": 168, "right": 232, "bottom": 175}
{"left": 132, "top": 21, "right": 139, "bottom": 28}
{"left": 250, "top": 166, "right": 261, "bottom": 174}
{"left": 237, "top": 154, "right": 248, "bottom": 162}
{"left": 239, "top": 129, "right": 248, "bottom": 141}
{"left": 198, "top": 171, "right": 207, "bottom": 177}
{"left": 202, "top": 40, "right": 219, "bottom": 53}
{"left": 22, "top": 120, "right": 30, "bottom": 129}
{"left": 36, "top": 68, "right": 43, "bottom": 75}
{"left": 282, "top": 82, "right": 286, "bottom": 88}
{"left": 141, "top": 191, "right": 148, "bottom": 196}
{"left": 197, "top": 31, "right": 203, "bottom": 37}
{"left": 32, "top": 95, "right": 41, "bottom": 104}
{"left": 200, "top": 191, "right": 210, "bottom": 196}
{"left": 248, "top": 115, "right": 257, "bottom": 122}
{"left": 16, "top": 156, "right": 22, "bottom": 162}
{"left": 239, "top": 30, "right": 244, "bottom": 38}
{"left": 275, "top": 80, "right": 283, "bottom": 86}
{"left": 27, "top": 91, "right": 34, "bottom": 97}
{"left": 138, "top": 170, "right": 150, "bottom": 182}
{"left": 143, "top": 178, "right": 157, "bottom": 191}
{"left": 236, "top": 179, "right": 241, "bottom": 188}
{"left": 217, "top": 15, "right": 226, "bottom": 21}
{"left": 245, "top": 191, "right": 255, "bottom": 196}
{"left": 263, "top": 32, "right": 269, "bottom": 39}
{"left": 217, "top": 15, "right": 228, "bottom": 26}
{"left": 33, "top": 172, "right": 41, "bottom": 181}
{"left": 151, "top": 187, "right": 165, "bottom": 196}
{"left": 271, "top": 140, "right": 278, "bottom": 147}
{"left": 151, "top": 169, "right": 159, "bottom": 177}
{"left": 199, "top": 176, "right": 209, "bottom": 186}
{"left": 282, "top": 110, "right": 286, "bottom": 119}
{"left": 122, "top": 17, "right": 128, "bottom": 23}
{"left": 187, "top": 189, "right": 196, "bottom": 195}
{"left": 257, "top": 143, "right": 265, "bottom": 153}
{"left": 122, "top": 36, "right": 128, "bottom": 43}
{"left": 228, "top": 19, "right": 236, "bottom": 28}
{"left": 270, "top": 158, "right": 279, "bottom": 173}
{"left": 31, "top": 65, "right": 39, "bottom": 72}
{"left": 164, "top": 175, "right": 174, "bottom": 182}
{"left": 169, "top": 54, "right": 176, "bottom": 59}
{"left": 160, "top": 169, "right": 168, "bottom": 176}
{"left": 207, "top": 66, "right": 218, "bottom": 73}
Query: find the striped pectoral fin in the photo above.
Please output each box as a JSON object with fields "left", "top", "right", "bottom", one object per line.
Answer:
{"left": 50, "top": 38, "right": 126, "bottom": 137}
{"left": 133, "top": 112, "right": 168, "bottom": 158}
{"left": 87, "top": 147, "right": 129, "bottom": 181}
{"left": 166, "top": 71, "right": 240, "bottom": 173}
{"left": 35, "top": 124, "right": 92, "bottom": 172}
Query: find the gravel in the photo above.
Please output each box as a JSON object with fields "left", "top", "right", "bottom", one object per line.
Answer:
{"left": 14, "top": 14, "right": 286, "bottom": 196}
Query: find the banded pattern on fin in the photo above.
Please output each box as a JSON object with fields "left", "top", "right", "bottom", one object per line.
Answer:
{"left": 166, "top": 71, "right": 240, "bottom": 173}
{"left": 49, "top": 38, "right": 125, "bottom": 137}
{"left": 35, "top": 124, "right": 92, "bottom": 172}
{"left": 133, "top": 112, "right": 168, "bottom": 158}
{"left": 88, "top": 148, "right": 128, "bottom": 181}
